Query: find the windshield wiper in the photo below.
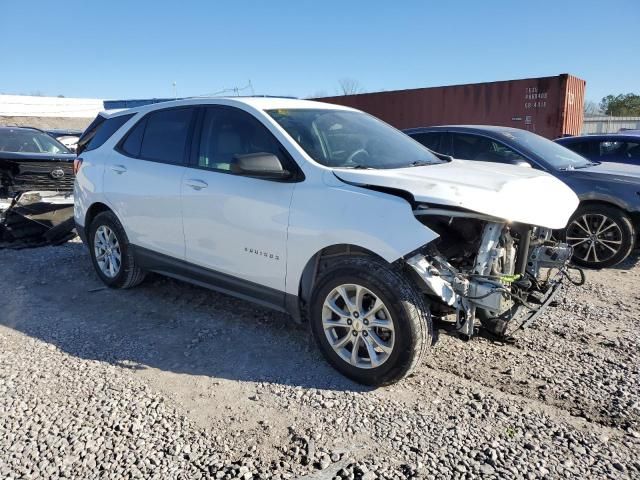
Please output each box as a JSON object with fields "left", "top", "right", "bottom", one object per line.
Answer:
{"left": 560, "top": 159, "right": 601, "bottom": 171}
{"left": 408, "top": 160, "right": 436, "bottom": 167}
{"left": 572, "top": 162, "right": 600, "bottom": 170}
{"left": 340, "top": 164, "right": 373, "bottom": 170}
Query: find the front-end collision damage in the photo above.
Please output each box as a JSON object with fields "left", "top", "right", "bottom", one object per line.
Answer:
{"left": 406, "top": 208, "right": 579, "bottom": 338}
{"left": 0, "top": 191, "right": 75, "bottom": 248}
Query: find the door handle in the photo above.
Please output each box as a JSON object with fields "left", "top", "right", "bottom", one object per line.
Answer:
{"left": 111, "top": 164, "right": 127, "bottom": 174}
{"left": 185, "top": 179, "right": 208, "bottom": 191}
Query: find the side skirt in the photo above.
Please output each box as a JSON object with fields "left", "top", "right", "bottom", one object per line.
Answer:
{"left": 131, "top": 245, "right": 301, "bottom": 320}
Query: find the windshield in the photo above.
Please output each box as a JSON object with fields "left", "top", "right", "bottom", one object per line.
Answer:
{"left": 267, "top": 109, "right": 442, "bottom": 169}
{"left": 0, "top": 129, "right": 71, "bottom": 154}
{"left": 497, "top": 129, "right": 592, "bottom": 170}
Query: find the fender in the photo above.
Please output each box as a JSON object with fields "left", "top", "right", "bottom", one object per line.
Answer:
{"left": 284, "top": 171, "right": 438, "bottom": 296}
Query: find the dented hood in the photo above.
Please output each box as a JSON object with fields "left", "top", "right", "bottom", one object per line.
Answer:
{"left": 333, "top": 159, "right": 579, "bottom": 229}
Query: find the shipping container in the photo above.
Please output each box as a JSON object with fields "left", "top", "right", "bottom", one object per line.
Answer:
{"left": 317, "top": 74, "right": 585, "bottom": 139}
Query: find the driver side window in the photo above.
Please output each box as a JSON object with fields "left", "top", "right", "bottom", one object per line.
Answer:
{"left": 452, "top": 133, "right": 528, "bottom": 165}
{"left": 197, "top": 107, "right": 287, "bottom": 173}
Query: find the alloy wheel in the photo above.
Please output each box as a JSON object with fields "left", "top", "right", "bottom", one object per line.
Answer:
{"left": 94, "top": 225, "right": 122, "bottom": 278}
{"left": 322, "top": 284, "right": 395, "bottom": 369}
{"left": 566, "top": 214, "right": 623, "bottom": 264}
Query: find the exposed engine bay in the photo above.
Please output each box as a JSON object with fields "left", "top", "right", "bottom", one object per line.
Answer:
{"left": 406, "top": 204, "right": 581, "bottom": 337}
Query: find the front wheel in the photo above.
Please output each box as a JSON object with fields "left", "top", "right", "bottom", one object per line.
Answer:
{"left": 564, "top": 205, "right": 635, "bottom": 269}
{"left": 309, "top": 257, "right": 432, "bottom": 386}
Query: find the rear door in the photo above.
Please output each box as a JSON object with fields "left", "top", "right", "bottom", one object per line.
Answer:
{"left": 181, "top": 105, "right": 297, "bottom": 298}
{"left": 103, "top": 107, "right": 196, "bottom": 259}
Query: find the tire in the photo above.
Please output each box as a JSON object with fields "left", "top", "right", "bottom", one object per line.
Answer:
{"left": 309, "top": 256, "right": 432, "bottom": 386}
{"left": 88, "top": 211, "right": 146, "bottom": 288}
{"left": 563, "top": 204, "right": 635, "bottom": 269}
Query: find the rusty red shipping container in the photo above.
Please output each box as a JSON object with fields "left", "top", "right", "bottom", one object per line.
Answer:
{"left": 317, "top": 74, "right": 585, "bottom": 139}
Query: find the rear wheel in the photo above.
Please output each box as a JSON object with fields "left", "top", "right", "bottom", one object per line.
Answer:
{"left": 309, "top": 257, "right": 432, "bottom": 386}
{"left": 88, "top": 211, "right": 146, "bottom": 288}
{"left": 564, "top": 205, "right": 635, "bottom": 269}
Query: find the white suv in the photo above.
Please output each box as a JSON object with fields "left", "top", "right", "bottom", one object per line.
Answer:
{"left": 74, "top": 97, "right": 579, "bottom": 385}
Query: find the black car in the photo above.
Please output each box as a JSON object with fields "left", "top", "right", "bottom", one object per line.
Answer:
{"left": 0, "top": 126, "right": 76, "bottom": 246}
{"left": 555, "top": 134, "right": 640, "bottom": 166}
{"left": 405, "top": 125, "right": 640, "bottom": 268}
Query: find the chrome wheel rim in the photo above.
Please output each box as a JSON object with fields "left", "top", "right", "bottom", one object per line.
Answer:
{"left": 94, "top": 225, "right": 122, "bottom": 278}
{"left": 322, "top": 284, "right": 395, "bottom": 369}
{"left": 566, "top": 214, "right": 623, "bottom": 264}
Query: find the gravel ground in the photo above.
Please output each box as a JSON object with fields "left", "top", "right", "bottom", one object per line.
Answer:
{"left": 1, "top": 239, "right": 639, "bottom": 479}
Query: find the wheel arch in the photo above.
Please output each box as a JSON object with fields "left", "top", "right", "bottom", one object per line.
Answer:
{"left": 84, "top": 202, "right": 115, "bottom": 231}
{"left": 574, "top": 199, "right": 637, "bottom": 236}
{"left": 295, "top": 243, "right": 396, "bottom": 321}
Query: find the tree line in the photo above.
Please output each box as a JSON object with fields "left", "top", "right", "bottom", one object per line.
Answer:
{"left": 585, "top": 93, "right": 640, "bottom": 116}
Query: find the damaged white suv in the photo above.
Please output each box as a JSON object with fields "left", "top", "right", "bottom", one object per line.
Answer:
{"left": 75, "top": 98, "right": 579, "bottom": 385}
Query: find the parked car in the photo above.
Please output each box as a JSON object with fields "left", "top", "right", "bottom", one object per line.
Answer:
{"left": 46, "top": 129, "right": 84, "bottom": 152}
{"left": 75, "top": 99, "right": 579, "bottom": 385}
{"left": 0, "top": 126, "right": 76, "bottom": 246}
{"left": 555, "top": 134, "right": 640, "bottom": 166}
{"left": 405, "top": 126, "right": 640, "bottom": 269}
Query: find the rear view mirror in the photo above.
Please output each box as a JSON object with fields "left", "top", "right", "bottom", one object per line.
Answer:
{"left": 231, "top": 153, "right": 291, "bottom": 179}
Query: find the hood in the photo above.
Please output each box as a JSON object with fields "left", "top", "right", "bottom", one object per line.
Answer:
{"left": 0, "top": 151, "right": 76, "bottom": 163}
{"left": 569, "top": 162, "right": 640, "bottom": 183}
{"left": 333, "top": 159, "right": 579, "bottom": 229}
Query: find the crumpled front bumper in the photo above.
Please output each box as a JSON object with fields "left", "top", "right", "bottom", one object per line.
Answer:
{"left": 0, "top": 191, "right": 75, "bottom": 248}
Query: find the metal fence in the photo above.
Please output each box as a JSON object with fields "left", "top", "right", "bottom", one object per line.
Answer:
{"left": 582, "top": 116, "right": 640, "bottom": 134}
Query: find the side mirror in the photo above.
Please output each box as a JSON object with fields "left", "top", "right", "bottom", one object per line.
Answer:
{"left": 231, "top": 153, "right": 292, "bottom": 180}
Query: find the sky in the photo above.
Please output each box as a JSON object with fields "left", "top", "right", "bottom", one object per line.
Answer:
{"left": 1, "top": 0, "right": 638, "bottom": 103}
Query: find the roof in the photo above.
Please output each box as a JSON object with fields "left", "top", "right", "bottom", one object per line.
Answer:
{"left": 0, "top": 125, "right": 42, "bottom": 131}
{"left": 103, "top": 97, "right": 356, "bottom": 118}
{"left": 556, "top": 133, "right": 640, "bottom": 142}
{"left": 404, "top": 125, "right": 527, "bottom": 134}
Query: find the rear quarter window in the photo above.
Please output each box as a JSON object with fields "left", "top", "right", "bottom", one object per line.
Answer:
{"left": 80, "top": 114, "right": 134, "bottom": 153}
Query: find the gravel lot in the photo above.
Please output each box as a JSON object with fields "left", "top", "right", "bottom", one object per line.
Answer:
{"left": 1, "top": 239, "right": 639, "bottom": 479}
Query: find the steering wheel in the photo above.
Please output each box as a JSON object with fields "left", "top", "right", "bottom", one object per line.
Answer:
{"left": 347, "top": 148, "right": 370, "bottom": 164}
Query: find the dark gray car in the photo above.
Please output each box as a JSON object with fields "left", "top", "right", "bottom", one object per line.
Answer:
{"left": 404, "top": 125, "right": 640, "bottom": 268}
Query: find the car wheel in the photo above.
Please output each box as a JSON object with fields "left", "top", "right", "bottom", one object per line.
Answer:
{"left": 88, "top": 211, "right": 146, "bottom": 288}
{"left": 309, "top": 257, "right": 432, "bottom": 386}
{"left": 564, "top": 204, "right": 635, "bottom": 269}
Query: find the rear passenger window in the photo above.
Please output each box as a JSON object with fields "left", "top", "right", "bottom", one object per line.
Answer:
{"left": 83, "top": 114, "right": 134, "bottom": 152}
{"left": 139, "top": 108, "right": 194, "bottom": 164}
{"left": 119, "top": 108, "right": 194, "bottom": 163}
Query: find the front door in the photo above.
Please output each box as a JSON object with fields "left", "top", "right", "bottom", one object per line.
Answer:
{"left": 181, "top": 106, "right": 297, "bottom": 297}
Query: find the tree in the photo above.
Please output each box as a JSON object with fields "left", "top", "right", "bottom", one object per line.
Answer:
{"left": 305, "top": 90, "right": 329, "bottom": 99}
{"left": 599, "top": 93, "right": 640, "bottom": 116}
{"left": 583, "top": 100, "right": 601, "bottom": 116}
{"left": 337, "top": 78, "right": 364, "bottom": 96}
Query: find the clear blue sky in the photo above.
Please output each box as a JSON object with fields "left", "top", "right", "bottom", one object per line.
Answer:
{"left": 2, "top": 0, "right": 638, "bottom": 103}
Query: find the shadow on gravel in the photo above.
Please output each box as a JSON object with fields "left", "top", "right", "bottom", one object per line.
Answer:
{"left": 610, "top": 248, "right": 640, "bottom": 270}
{"left": 0, "top": 242, "right": 371, "bottom": 393}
